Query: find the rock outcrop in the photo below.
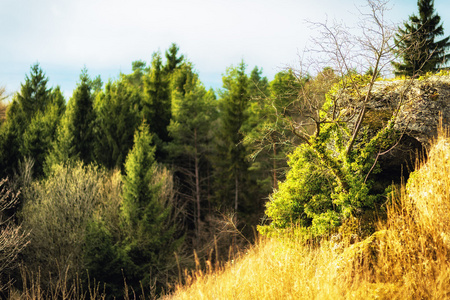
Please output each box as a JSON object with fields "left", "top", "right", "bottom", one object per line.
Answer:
{"left": 365, "top": 74, "right": 450, "bottom": 185}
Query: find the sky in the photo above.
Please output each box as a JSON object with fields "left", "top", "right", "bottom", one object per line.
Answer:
{"left": 1, "top": 0, "right": 449, "bottom": 99}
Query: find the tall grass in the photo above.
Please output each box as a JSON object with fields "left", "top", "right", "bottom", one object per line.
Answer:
{"left": 167, "top": 128, "right": 450, "bottom": 299}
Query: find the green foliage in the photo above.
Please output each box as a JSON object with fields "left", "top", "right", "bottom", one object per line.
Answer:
{"left": 0, "top": 87, "right": 7, "bottom": 125}
{"left": 263, "top": 145, "right": 335, "bottom": 230}
{"left": 121, "top": 122, "right": 157, "bottom": 225}
{"left": 0, "top": 45, "right": 282, "bottom": 297}
{"left": 269, "top": 69, "right": 306, "bottom": 117}
{"left": 169, "top": 64, "right": 217, "bottom": 149}
{"left": 83, "top": 216, "right": 124, "bottom": 297}
{"left": 123, "top": 60, "right": 148, "bottom": 88}
{"left": 47, "top": 69, "right": 96, "bottom": 169}
{"left": 260, "top": 74, "right": 397, "bottom": 238}
{"left": 21, "top": 96, "right": 65, "bottom": 177}
{"left": 393, "top": 0, "right": 450, "bottom": 76}
{"left": 81, "top": 169, "right": 124, "bottom": 298}
{"left": 0, "top": 101, "right": 24, "bottom": 178}
{"left": 164, "top": 43, "right": 184, "bottom": 74}
{"left": 120, "top": 121, "right": 181, "bottom": 293}
{"left": 244, "top": 69, "right": 307, "bottom": 188}
{"left": 94, "top": 79, "right": 141, "bottom": 169}
{"left": 167, "top": 63, "right": 217, "bottom": 236}
{"left": 16, "top": 63, "right": 52, "bottom": 117}
{"left": 0, "top": 64, "right": 56, "bottom": 178}
{"left": 142, "top": 53, "right": 172, "bottom": 157}
{"left": 213, "top": 62, "right": 251, "bottom": 211}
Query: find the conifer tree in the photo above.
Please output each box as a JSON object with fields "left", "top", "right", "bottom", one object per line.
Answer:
{"left": 393, "top": 0, "right": 450, "bottom": 75}
{"left": 123, "top": 60, "right": 148, "bottom": 89}
{"left": 120, "top": 121, "right": 180, "bottom": 293}
{"left": 16, "top": 63, "right": 52, "bottom": 117}
{"left": 213, "top": 62, "right": 251, "bottom": 212}
{"left": 248, "top": 66, "right": 269, "bottom": 99}
{"left": 47, "top": 69, "right": 96, "bottom": 169}
{"left": 164, "top": 43, "right": 184, "bottom": 74}
{"left": 0, "top": 64, "right": 53, "bottom": 177}
{"left": 21, "top": 104, "right": 63, "bottom": 177}
{"left": 0, "top": 101, "right": 23, "bottom": 178}
{"left": 94, "top": 79, "right": 141, "bottom": 169}
{"left": 143, "top": 53, "right": 172, "bottom": 156}
{"left": 168, "top": 63, "right": 217, "bottom": 240}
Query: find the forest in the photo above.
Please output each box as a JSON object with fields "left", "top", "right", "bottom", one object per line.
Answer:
{"left": 0, "top": 45, "right": 300, "bottom": 298}
{"left": 1, "top": 0, "right": 450, "bottom": 299}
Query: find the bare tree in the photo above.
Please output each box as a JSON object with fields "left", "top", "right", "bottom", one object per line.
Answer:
{"left": 0, "top": 178, "right": 29, "bottom": 291}
{"left": 275, "top": 0, "right": 419, "bottom": 191}
{"left": 258, "top": 0, "right": 432, "bottom": 238}
{"left": 0, "top": 86, "right": 8, "bottom": 123}
{"left": 248, "top": 1, "right": 418, "bottom": 195}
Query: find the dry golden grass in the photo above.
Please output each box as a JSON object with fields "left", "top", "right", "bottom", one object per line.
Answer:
{"left": 168, "top": 127, "right": 450, "bottom": 300}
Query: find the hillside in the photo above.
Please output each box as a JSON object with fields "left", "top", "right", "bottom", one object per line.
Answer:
{"left": 167, "top": 128, "right": 450, "bottom": 299}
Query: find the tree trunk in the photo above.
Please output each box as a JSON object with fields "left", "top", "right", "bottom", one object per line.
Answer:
{"left": 194, "top": 128, "right": 201, "bottom": 240}
{"left": 273, "top": 144, "right": 278, "bottom": 190}
{"left": 234, "top": 171, "right": 239, "bottom": 212}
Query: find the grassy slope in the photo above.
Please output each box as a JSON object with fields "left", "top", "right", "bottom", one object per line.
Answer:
{"left": 168, "top": 129, "right": 450, "bottom": 300}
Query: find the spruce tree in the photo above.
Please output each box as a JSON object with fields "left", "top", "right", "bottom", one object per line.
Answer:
{"left": 0, "top": 64, "right": 53, "bottom": 177}
{"left": 143, "top": 53, "right": 171, "bottom": 156}
{"left": 213, "top": 62, "right": 251, "bottom": 212}
{"left": 123, "top": 60, "right": 148, "bottom": 89}
{"left": 0, "top": 101, "right": 23, "bottom": 178}
{"left": 393, "top": 0, "right": 450, "bottom": 76}
{"left": 21, "top": 104, "right": 63, "bottom": 177}
{"left": 16, "top": 63, "right": 52, "bottom": 117}
{"left": 94, "top": 79, "right": 141, "bottom": 169}
{"left": 168, "top": 63, "right": 217, "bottom": 240}
{"left": 47, "top": 69, "right": 96, "bottom": 169}
{"left": 120, "top": 121, "right": 180, "bottom": 293}
{"left": 164, "top": 43, "right": 184, "bottom": 74}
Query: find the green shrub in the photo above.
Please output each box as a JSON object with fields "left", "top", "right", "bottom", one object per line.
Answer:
{"left": 259, "top": 75, "right": 397, "bottom": 238}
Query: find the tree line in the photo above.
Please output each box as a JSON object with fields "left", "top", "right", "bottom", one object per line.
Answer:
{"left": 0, "top": 44, "right": 301, "bottom": 297}
{"left": 0, "top": 0, "right": 449, "bottom": 298}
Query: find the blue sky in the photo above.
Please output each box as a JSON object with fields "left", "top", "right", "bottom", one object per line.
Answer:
{"left": 1, "top": 0, "right": 449, "bottom": 99}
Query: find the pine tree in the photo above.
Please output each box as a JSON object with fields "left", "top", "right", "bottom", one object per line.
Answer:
{"left": 143, "top": 53, "right": 172, "bottom": 157}
{"left": 120, "top": 121, "right": 180, "bottom": 293}
{"left": 168, "top": 63, "right": 217, "bottom": 240}
{"left": 47, "top": 69, "right": 96, "bottom": 169}
{"left": 393, "top": 0, "right": 450, "bottom": 76}
{"left": 243, "top": 67, "right": 275, "bottom": 207}
{"left": 123, "top": 60, "right": 148, "bottom": 89}
{"left": 0, "top": 64, "right": 53, "bottom": 177}
{"left": 0, "top": 101, "right": 23, "bottom": 178}
{"left": 94, "top": 79, "right": 141, "bottom": 169}
{"left": 213, "top": 62, "right": 251, "bottom": 212}
{"left": 164, "top": 43, "right": 184, "bottom": 74}
{"left": 21, "top": 104, "right": 62, "bottom": 176}
{"left": 16, "top": 63, "right": 52, "bottom": 117}
{"left": 83, "top": 217, "right": 123, "bottom": 297}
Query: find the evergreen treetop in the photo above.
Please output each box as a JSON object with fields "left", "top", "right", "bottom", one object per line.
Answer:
{"left": 393, "top": 0, "right": 450, "bottom": 76}
{"left": 46, "top": 69, "right": 96, "bottom": 169}
{"left": 164, "top": 43, "right": 184, "bottom": 74}
{"left": 17, "top": 63, "right": 52, "bottom": 116}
